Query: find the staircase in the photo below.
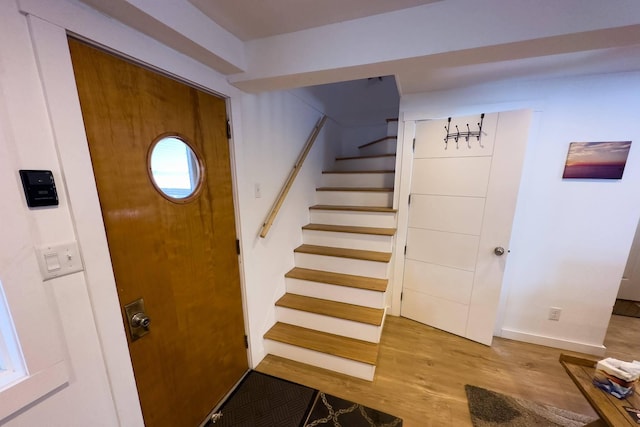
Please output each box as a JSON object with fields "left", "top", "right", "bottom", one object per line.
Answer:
{"left": 264, "top": 119, "right": 398, "bottom": 381}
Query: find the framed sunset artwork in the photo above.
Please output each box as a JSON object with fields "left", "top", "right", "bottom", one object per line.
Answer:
{"left": 562, "top": 141, "right": 632, "bottom": 179}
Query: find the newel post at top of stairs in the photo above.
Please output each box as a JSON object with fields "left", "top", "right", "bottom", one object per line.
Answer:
{"left": 260, "top": 115, "right": 327, "bottom": 238}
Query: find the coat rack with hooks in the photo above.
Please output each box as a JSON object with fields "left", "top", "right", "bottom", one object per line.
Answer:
{"left": 444, "top": 113, "right": 485, "bottom": 149}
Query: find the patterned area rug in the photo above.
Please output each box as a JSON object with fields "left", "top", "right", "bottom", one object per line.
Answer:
{"left": 207, "top": 371, "right": 402, "bottom": 427}
{"left": 613, "top": 299, "right": 640, "bottom": 318}
{"left": 304, "top": 392, "right": 403, "bottom": 427}
{"left": 465, "top": 385, "right": 596, "bottom": 427}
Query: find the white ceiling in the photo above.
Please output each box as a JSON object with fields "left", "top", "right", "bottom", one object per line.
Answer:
{"left": 187, "top": 0, "right": 442, "bottom": 41}
{"left": 77, "top": 0, "right": 640, "bottom": 96}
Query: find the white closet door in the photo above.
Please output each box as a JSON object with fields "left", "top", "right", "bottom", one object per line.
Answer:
{"left": 401, "top": 111, "right": 532, "bottom": 345}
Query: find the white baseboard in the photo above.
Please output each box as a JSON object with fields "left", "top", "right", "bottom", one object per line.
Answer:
{"left": 500, "top": 328, "right": 606, "bottom": 357}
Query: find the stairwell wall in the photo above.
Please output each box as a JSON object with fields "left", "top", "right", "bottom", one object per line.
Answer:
{"left": 396, "top": 72, "right": 640, "bottom": 354}
{"left": 239, "top": 89, "right": 341, "bottom": 366}
{"left": 338, "top": 124, "right": 389, "bottom": 158}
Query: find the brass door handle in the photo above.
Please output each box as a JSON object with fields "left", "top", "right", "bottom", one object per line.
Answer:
{"left": 124, "top": 298, "right": 151, "bottom": 341}
{"left": 131, "top": 312, "right": 151, "bottom": 328}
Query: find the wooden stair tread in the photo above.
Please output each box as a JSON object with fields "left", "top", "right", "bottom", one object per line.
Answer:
{"left": 316, "top": 187, "right": 393, "bottom": 192}
{"left": 294, "top": 244, "right": 391, "bottom": 262}
{"left": 336, "top": 154, "right": 395, "bottom": 161}
{"left": 285, "top": 268, "right": 388, "bottom": 292}
{"left": 264, "top": 322, "right": 379, "bottom": 365}
{"left": 276, "top": 293, "right": 384, "bottom": 326}
{"left": 358, "top": 136, "right": 397, "bottom": 149}
{"left": 322, "top": 170, "right": 394, "bottom": 174}
{"left": 310, "top": 205, "right": 397, "bottom": 213}
{"left": 303, "top": 223, "right": 395, "bottom": 236}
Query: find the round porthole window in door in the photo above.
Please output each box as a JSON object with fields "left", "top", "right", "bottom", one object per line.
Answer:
{"left": 148, "top": 134, "right": 203, "bottom": 202}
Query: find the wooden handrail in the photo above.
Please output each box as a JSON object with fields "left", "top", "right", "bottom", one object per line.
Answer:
{"left": 260, "top": 115, "right": 327, "bottom": 238}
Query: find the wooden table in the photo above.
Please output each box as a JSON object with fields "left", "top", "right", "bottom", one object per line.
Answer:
{"left": 560, "top": 353, "right": 640, "bottom": 426}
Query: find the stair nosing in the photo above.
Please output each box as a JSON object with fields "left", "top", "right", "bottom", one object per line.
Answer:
{"left": 294, "top": 244, "right": 391, "bottom": 263}
{"left": 322, "top": 170, "right": 395, "bottom": 174}
{"left": 276, "top": 293, "right": 384, "bottom": 326}
{"left": 316, "top": 187, "right": 393, "bottom": 192}
{"left": 310, "top": 205, "right": 397, "bottom": 213}
{"left": 358, "top": 136, "right": 397, "bottom": 149}
{"left": 264, "top": 322, "right": 379, "bottom": 365}
{"left": 335, "top": 154, "right": 395, "bottom": 161}
{"left": 302, "top": 223, "right": 396, "bottom": 236}
{"left": 285, "top": 267, "right": 387, "bottom": 292}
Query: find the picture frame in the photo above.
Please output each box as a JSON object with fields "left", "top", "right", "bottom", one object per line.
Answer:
{"left": 562, "top": 141, "right": 632, "bottom": 179}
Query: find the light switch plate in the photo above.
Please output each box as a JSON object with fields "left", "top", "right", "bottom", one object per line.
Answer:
{"left": 36, "top": 241, "right": 84, "bottom": 281}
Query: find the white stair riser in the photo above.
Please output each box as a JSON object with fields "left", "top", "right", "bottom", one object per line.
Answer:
{"left": 285, "top": 278, "right": 386, "bottom": 309}
{"left": 321, "top": 173, "right": 394, "bottom": 188}
{"left": 274, "top": 307, "right": 382, "bottom": 343}
{"left": 316, "top": 191, "right": 392, "bottom": 207}
{"left": 294, "top": 253, "right": 389, "bottom": 278}
{"left": 333, "top": 156, "right": 395, "bottom": 171}
{"left": 358, "top": 140, "right": 397, "bottom": 157}
{"left": 264, "top": 340, "right": 375, "bottom": 381}
{"left": 309, "top": 210, "right": 397, "bottom": 228}
{"left": 302, "top": 230, "right": 393, "bottom": 252}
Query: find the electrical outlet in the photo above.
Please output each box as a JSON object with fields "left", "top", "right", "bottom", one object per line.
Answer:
{"left": 548, "top": 307, "right": 562, "bottom": 321}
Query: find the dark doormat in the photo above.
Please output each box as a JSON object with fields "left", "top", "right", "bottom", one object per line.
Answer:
{"left": 613, "top": 299, "right": 640, "bottom": 318}
{"left": 207, "top": 371, "right": 316, "bottom": 427}
{"left": 465, "top": 385, "right": 596, "bottom": 427}
{"left": 206, "top": 371, "right": 402, "bottom": 427}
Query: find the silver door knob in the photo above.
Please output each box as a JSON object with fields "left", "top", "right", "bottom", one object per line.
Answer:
{"left": 131, "top": 312, "right": 151, "bottom": 328}
{"left": 494, "top": 247, "right": 505, "bottom": 256}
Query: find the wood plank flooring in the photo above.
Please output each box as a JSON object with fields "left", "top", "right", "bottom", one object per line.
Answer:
{"left": 303, "top": 223, "right": 396, "bottom": 236}
{"left": 322, "top": 170, "right": 395, "bottom": 174}
{"left": 264, "top": 322, "right": 379, "bottom": 365}
{"left": 257, "top": 315, "right": 640, "bottom": 427}
{"left": 310, "top": 204, "right": 397, "bottom": 213}
{"left": 276, "top": 293, "right": 384, "bottom": 325}
{"left": 285, "top": 267, "right": 388, "bottom": 292}
{"left": 294, "top": 244, "right": 392, "bottom": 262}
{"left": 316, "top": 187, "right": 394, "bottom": 192}
{"left": 336, "top": 154, "right": 396, "bottom": 160}
{"left": 358, "top": 136, "right": 396, "bottom": 149}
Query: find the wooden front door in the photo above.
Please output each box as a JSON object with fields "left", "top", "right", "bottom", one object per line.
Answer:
{"left": 68, "top": 38, "right": 248, "bottom": 426}
{"left": 401, "top": 110, "right": 532, "bottom": 345}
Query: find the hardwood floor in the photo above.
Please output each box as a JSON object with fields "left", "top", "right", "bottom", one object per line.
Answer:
{"left": 256, "top": 314, "right": 640, "bottom": 427}
{"left": 604, "top": 313, "right": 640, "bottom": 361}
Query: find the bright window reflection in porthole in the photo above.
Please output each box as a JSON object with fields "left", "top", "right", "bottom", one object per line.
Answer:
{"left": 149, "top": 136, "right": 201, "bottom": 200}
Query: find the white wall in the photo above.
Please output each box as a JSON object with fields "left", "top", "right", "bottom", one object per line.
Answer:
{"left": 0, "top": 1, "right": 120, "bottom": 425}
{"left": 238, "top": 89, "right": 339, "bottom": 366}
{"left": 338, "top": 124, "right": 389, "bottom": 157}
{"left": 399, "top": 72, "right": 640, "bottom": 354}
{"left": 1, "top": 0, "right": 337, "bottom": 425}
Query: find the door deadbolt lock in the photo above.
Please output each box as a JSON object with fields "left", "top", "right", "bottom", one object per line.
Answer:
{"left": 124, "top": 298, "right": 151, "bottom": 341}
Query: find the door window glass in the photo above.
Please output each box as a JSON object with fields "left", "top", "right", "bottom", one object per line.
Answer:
{"left": 149, "top": 136, "right": 201, "bottom": 200}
